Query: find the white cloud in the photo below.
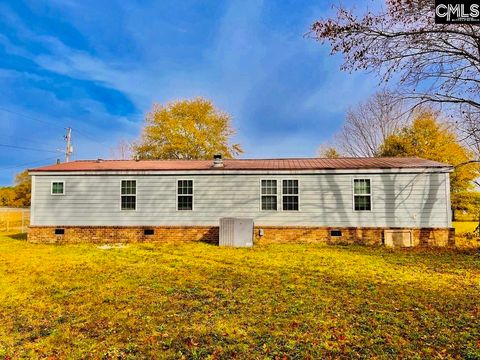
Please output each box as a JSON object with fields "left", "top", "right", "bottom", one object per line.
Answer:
{"left": 0, "top": 0, "right": 382, "bottom": 164}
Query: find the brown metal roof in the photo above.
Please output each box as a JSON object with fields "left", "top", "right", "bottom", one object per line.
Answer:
{"left": 29, "top": 157, "right": 451, "bottom": 172}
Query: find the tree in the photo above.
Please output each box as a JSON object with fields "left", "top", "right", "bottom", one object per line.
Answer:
{"left": 12, "top": 170, "right": 31, "bottom": 207}
{"left": 316, "top": 144, "right": 341, "bottom": 158}
{"left": 0, "top": 170, "right": 32, "bottom": 208}
{"left": 310, "top": 0, "right": 480, "bottom": 140}
{"left": 335, "top": 90, "right": 408, "bottom": 157}
{"left": 0, "top": 187, "right": 15, "bottom": 207}
{"left": 134, "top": 97, "right": 242, "bottom": 160}
{"left": 450, "top": 191, "right": 480, "bottom": 221}
{"left": 456, "top": 110, "right": 480, "bottom": 159}
{"left": 110, "top": 139, "right": 132, "bottom": 160}
{"left": 379, "top": 110, "right": 478, "bottom": 219}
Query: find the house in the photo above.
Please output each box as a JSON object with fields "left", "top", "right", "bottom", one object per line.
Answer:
{"left": 28, "top": 156, "right": 455, "bottom": 246}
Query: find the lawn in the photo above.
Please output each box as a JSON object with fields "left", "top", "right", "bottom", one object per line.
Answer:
{"left": 0, "top": 236, "right": 479, "bottom": 359}
{"left": 453, "top": 222, "right": 480, "bottom": 249}
{"left": 453, "top": 221, "right": 478, "bottom": 234}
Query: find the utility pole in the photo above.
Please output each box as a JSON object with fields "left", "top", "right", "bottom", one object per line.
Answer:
{"left": 65, "top": 127, "right": 73, "bottom": 162}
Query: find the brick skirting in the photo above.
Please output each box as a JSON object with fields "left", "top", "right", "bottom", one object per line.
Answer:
{"left": 254, "top": 226, "right": 455, "bottom": 246}
{"left": 27, "top": 225, "right": 455, "bottom": 246}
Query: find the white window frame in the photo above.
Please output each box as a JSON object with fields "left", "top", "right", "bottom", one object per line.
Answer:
{"left": 51, "top": 181, "right": 65, "bottom": 196}
{"left": 352, "top": 178, "right": 372, "bottom": 212}
{"left": 120, "top": 179, "right": 137, "bottom": 211}
{"left": 281, "top": 178, "right": 300, "bottom": 212}
{"left": 176, "top": 179, "right": 194, "bottom": 211}
{"left": 259, "top": 179, "right": 278, "bottom": 211}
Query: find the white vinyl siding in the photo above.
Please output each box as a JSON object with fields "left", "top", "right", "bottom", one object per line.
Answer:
{"left": 30, "top": 171, "right": 451, "bottom": 228}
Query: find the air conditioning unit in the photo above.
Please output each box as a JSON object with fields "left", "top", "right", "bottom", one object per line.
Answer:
{"left": 384, "top": 230, "right": 413, "bottom": 247}
{"left": 219, "top": 218, "right": 254, "bottom": 247}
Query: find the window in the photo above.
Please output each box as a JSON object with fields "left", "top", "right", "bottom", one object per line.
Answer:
{"left": 121, "top": 180, "right": 136, "bottom": 210}
{"left": 354, "top": 179, "right": 371, "bottom": 211}
{"left": 54, "top": 228, "right": 65, "bottom": 235}
{"left": 177, "top": 180, "right": 193, "bottom": 210}
{"left": 261, "top": 180, "right": 277, "bottom": 210}
{"left": 51, "top": 181, "right": 65, "bottom": 195}
{"left": 144, "top": 229, "right": 154, "bottom": 236}
{"left": 282, "top": 180, "right": 299, "bottom": 211}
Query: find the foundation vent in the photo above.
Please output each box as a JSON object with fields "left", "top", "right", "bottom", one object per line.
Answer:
{"left": 219, "top": 218, "right": 253, "bottom": 247}
{"left": 330, "top": 229, "right": 342, "bottom": 237}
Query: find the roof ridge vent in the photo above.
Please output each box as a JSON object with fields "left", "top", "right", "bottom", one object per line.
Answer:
{"left": 213, "top": 154, "right": 224, "bottom": 168}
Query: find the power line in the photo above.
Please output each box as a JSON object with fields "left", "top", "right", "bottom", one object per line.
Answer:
{"left": 71, "top": 123, "right": 134, "bottom": 151}
{"left": 0, "top": 106, "right": 142, "bottom": 154}
{"left": 0, "top": 143, "right": 61, "bottom": 154}
{"left": 0, "top": 106, "right": 111, "bottom": 150}
{"left": 0, "top": 107, "right": 58, "bottom": 129}
{"left": 74, "top": 128, "right": 101, "bottom": 142}
{"left": 0, "top": 134, "right": 52, "bottom": 146}
{"left": 0, "top": 156, "right": 60, "bottom": 171}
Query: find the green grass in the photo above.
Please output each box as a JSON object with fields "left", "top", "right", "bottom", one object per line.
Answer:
{"left": 0, "top": 236, "right": 479, "bottom": 359}
{"left": 453, "top": 221, "right": 478, "bottom": 234}
{"left": 453, "top": 222, "right": 480, "bottom": 248}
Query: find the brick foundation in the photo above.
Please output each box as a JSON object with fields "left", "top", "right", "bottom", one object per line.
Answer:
{"left": 28, "top": 225, "right": 455, "bottom": 247}
{"left": 27, "top": 226, "right": 219, "bottom": 244}
{"left": 253, "top": 226, "right": 455, "bottom": 247}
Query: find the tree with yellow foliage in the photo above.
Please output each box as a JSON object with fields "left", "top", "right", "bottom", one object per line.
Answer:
{"left": 0, "top": 187, "right": 15, "bottom": 207}
{"left": 316, "top": 144, "right": 341, "bottom": 158}
{"left": 134, "top": 97, "right": 242, "bottom": 160}
{"left": 13, "top": 170, "right": 31, "bottom": 207}
{"left": 0, "top": 170, "right": 32, "bottom": 207}
{"left": 380, "top": 111, "right": 478, "bottom": 220}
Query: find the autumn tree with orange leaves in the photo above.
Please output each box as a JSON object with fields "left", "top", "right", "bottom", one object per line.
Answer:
{"left": 380, "top": 111, "right": 478, "bottom": 220}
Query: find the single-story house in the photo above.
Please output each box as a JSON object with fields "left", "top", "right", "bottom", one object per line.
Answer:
{"left": 28, "top": 156, "right": 455, "bottom": 246}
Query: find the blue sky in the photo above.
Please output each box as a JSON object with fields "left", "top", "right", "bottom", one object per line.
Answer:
{"left": 0, "top": 0, "right": 380, "bottom": 185}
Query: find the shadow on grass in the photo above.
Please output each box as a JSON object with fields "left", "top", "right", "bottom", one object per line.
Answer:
{"left": 3, "top": 233, "right": 27, "bottom": 241}
{"left": 333, "top": 244, "right": 479, "bottom": 272}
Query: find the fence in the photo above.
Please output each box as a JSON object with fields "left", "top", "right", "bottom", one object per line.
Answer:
{"left": 0, "top": 207, "right": 30, "bottom": 234}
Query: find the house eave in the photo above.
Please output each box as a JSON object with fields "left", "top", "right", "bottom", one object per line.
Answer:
{"left": 29, "top": 167, "right": 453, "bottom": 176}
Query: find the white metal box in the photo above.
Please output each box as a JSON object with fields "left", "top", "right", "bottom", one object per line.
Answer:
{"left": 219, "top": 218, "right": 254, "bottom": 247}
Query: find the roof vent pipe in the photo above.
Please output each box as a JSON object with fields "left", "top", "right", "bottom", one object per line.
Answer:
{"left": 213, "top": 154, "right": 223, "bottom": 168}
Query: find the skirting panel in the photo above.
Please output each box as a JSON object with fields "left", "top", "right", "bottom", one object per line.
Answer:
{"left": 28, "top": 225, "right": 455, "bottom": 247}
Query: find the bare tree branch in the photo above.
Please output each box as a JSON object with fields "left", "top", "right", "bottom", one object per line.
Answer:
{"left": 309, "top": 0, "right": 479, "bottom": 107}
{"left": 334, "top": 90, "right": 409, "bottom": 157}
{"left": 309, "top": 0, "right": 480, "bottom": 157}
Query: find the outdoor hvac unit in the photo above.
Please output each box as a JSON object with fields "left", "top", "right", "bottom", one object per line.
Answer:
{"left": 384, "top": 230, "right": 413, "bottom": 247}
{"left": 219, "top": 218, "right": 254, "bottom": 247}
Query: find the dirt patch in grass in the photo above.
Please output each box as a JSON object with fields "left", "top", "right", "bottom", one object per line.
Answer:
{"left": 0, "top": 236, "right": 478, "bottom": 359}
